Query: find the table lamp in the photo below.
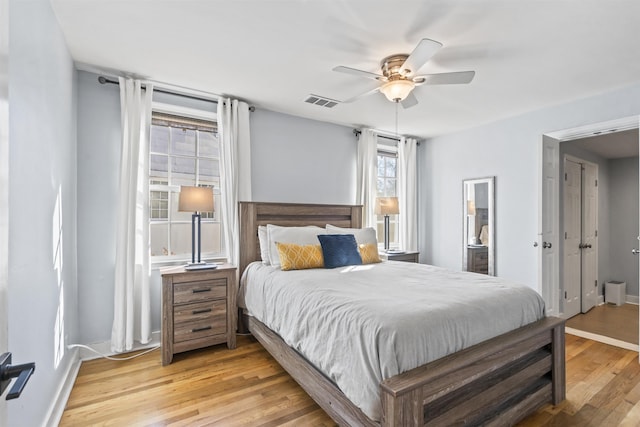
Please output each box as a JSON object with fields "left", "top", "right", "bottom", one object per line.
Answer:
{"left": 178, "top": 186, "right": 216, "bottom": 269}
{"left": 375, "top": 197, "right": 399, "bottom": 252}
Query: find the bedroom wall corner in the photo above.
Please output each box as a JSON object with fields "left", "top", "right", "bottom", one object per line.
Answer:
{"left": 76, "top": 70, "right": 122, "bottom": 344}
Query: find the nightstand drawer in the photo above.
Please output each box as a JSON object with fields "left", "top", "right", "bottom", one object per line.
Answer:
{"left": 475, "top": 252, "right": 488, "bottom": 261}
{"left": 173, "top": 315, "right": 227, "bottom": 344}
{"left": 174, "top": 279, "right": 227, "bottom": 304}
{"left": 174, "top": 312, "right": 227, "bottom": 344}
{"left": 174, "top": 299, "right": 226, "bottom": 325}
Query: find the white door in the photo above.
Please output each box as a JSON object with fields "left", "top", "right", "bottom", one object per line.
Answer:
{"left": 540, "top": 137, "right": 560, "bottom": 316}
{"left": 638, "top": 123, "right": 640, "bottom": 362}
{"left": 563, "top": 159, "right": 581, "bottom": 317}
{"left": 581, "top": 162, "right": 598, "bottom": 312}
{"left": 0, "top": 0, "right": 8, "bottom": 420}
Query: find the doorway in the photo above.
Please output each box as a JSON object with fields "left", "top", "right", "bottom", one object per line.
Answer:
{"left": 541, "top": 116, "right": 639, "bottom": 351}
{"left": 563, "top": 156, "right": 598, "bottom": 317}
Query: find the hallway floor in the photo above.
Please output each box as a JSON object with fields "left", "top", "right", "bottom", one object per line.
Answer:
{"left": 566, "top": 303, "right": 638, "bottom": 347}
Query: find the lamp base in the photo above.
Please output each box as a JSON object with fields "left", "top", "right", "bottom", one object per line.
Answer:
{"left": 184, "top": 262, "right": 218, "bottom": 271}
{"left": 384, "top": 249, "right": 405, "bottom": 254}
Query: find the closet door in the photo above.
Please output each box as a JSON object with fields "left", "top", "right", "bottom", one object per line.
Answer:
{"left": 563, "top": 159, "right": 581, "bottom": 317}
{"left": 581, "top": 163, "right": 598, "bottom": 312}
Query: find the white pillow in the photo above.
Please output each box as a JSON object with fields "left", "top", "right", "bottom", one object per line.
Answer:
{"left": 258, "top": 225, "right": 270, "bottom": 264}
{"left": 266, "top": 225, "right": 327, "bottom": 268}
{"left": 326, "top": 224, "right": 378, "bottom": 245}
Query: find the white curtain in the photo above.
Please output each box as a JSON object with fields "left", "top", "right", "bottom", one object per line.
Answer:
{"left": 356, "top": 129, "right": 378, "bottom": 228}
{"left": 111, "top": 78, "right": 153, "bottom": 353}
{"left": 217, "top": 98, "right": 252, "bottom": 266}
{"left": 398, "top": 137, "right": 418, "bottom": 252}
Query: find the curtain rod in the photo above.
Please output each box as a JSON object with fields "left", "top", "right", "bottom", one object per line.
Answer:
{"left": 353, "top": 129, "right": 420, "bottom": 145}
{"left": 353, "top": 129, "right": 398, "bottom": 142}
{"left": 97, "top": 76, "right": 255, "bottom": 111}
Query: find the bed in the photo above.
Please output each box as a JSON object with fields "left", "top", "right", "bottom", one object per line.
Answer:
{"left": 238, "top": 201, "right": 565, "bottom": 427}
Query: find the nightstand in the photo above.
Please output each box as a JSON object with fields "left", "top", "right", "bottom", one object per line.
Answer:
{"left": 379, "top": 251, "right": 419, "bottom": 263}
{"left": 467, "top": 246, "right": 488, "bottom": 274}
{"left": 161, "top": 264, "right": 237, "bottom": 365}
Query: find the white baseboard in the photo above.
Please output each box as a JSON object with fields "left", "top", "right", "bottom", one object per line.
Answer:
{"left": 44, "top": 347, "right": 81, "bottom": 427}
{"left": 77, "top": 330, "right": 161, "bottom": 361}
{"left": 565, "top": 327, "right": 638, "bottom": 352}
{"left": 598, "top": 294, "right": 639, "bottom": 306}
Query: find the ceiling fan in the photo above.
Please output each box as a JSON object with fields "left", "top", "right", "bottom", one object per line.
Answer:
{"left": 333, "top": 38, "right": 475, "bottom": 108}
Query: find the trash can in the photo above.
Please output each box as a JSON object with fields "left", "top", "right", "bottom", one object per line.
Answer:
{"left": 605, "top": 281, "right": 626, "bottom": 306}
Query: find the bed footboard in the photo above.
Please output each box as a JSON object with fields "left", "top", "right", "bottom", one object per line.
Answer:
{"left": 380, "top": 317, "right": 565, "bottom": 426}
{"left": 249, "top": 315, "right": 565, "bottom": 427}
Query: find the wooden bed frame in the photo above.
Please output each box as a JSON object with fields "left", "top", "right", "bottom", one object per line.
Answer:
{"left": 238, "top": 201, "right": 565, "bottom": 426}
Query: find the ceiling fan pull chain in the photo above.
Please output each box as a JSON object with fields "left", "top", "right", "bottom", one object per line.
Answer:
{"left": 395, "top": 100, "right": 399, "bottom": 137}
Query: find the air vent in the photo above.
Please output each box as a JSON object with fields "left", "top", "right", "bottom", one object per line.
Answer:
{"left": 304, "top": 94, "right": 340, "bottom": 108}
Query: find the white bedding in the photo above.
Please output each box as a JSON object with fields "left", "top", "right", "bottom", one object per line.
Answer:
{"left": 239, "top": 261, "right": 545, "bottom": 421}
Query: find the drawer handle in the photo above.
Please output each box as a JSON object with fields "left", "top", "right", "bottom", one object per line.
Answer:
{"left": 192, "top": 308, "right": 212, "bottom": 315}
{"left": 192, "top": 326, "right": 212, "bottom": 333}
{"left": 192, "top": 288, "right": 211, "bottom": 294}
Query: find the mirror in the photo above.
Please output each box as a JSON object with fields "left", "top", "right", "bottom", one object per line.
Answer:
{"left": 463, "top": 177, "right": 495, "bottom": 275}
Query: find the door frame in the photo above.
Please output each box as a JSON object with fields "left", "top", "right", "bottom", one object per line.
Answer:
{"left": 0, "top": 0, "right": 8, "bottom": 421}
{"left": 540, "top": 115, "right": 639, "bottom": 319}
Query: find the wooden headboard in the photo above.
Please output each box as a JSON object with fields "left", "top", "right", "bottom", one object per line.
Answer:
{"left": 238, "top": 202, "right": 363, "bottom": 277}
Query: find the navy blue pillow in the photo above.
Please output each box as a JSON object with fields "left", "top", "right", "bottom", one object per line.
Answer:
{"left": 317, "top": 234, "right": 363, "bottom": 269}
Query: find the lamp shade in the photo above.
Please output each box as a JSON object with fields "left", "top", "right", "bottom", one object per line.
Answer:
{"left": 379, "top": 79, "right": 415, "bottom": 102}
{"left": 467, "top": 200, "right": 476, "bottom": 216}
{"left": 178, "top": 186, "right": 214, "bottom": 213}
{"left": 375, "top": 197, "right": 399, "bottom": 215}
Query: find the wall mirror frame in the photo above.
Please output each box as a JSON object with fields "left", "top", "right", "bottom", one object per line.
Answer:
{"left": 463, "top": 176, "right": 495, "bottom": 276}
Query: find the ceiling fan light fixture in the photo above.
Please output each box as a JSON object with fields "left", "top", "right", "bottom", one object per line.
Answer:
{"left": 380, "top": 79, "right": 415, "bottom": 102}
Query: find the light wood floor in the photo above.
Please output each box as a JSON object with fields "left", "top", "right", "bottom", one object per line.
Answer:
{"left": 60, "top": 334, "right": 640, "bottom": 426}
{"left": 567, "top": 303, "right": 639, "bottom": 345}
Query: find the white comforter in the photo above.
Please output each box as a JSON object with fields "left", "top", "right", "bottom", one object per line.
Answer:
{"left": 239, "top": 261, "right": 545, "bottom": 421}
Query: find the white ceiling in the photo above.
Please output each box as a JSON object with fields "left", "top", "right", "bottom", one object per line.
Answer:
{"left": 570, "top": 128, "right": 639, "bottom": 159}
{"left": 50, "top": 0, "right": 640, "bottom": 139}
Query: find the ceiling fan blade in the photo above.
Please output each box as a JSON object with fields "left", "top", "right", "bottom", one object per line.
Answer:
{"left": 400, "top": 38, "right": 443, "bottom": 75}
{"left": 413, "top": 70, "right": 475, "bottom": 85}
{"left": 333, "top": 66, "right": 385, "bottom": 81}
{"left": 401, "top": 92, "right": 419, "bottom": 109}
{"left": 341, "top": 86, "right": 381, "bottom": 103}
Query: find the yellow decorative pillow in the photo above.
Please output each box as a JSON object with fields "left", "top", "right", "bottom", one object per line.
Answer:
{"left": 275, "top": 242, "right": 324, "bottom": 271}
{"left": 359, "top": 243, "right": 381, "bottom": 264}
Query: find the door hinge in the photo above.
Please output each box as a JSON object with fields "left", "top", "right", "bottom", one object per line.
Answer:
{"left": 564, "top": 291, "right": 567, "bottom": 299}
{"left": 595, "top": 280, "right": 598, "bottom": 287}
{"left": 565, "top": 172, "right": 568, "bottom": 181}
{"left": 595, "top": 179, "right": 598, "bottom": 187}
{"left": 595, "top": 230, "right": 598, "bottom": 237}
{"left": 565, "top": 232, "right": 567, "bottom": 239}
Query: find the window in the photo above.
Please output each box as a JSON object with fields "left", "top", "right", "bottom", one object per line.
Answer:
{"left": 376, "top": 139, "right": 398, "bottom": 248}
{"left": 148, "top": 110, "right": 224, "bottom": 262}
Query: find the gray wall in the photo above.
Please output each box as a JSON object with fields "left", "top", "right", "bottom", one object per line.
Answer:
{"left": 420, "top": 82, "right": 640, "bottom": 294}
{"left": 608, "top": 157, "right": 639, "bottom": 297}
{"left": 75, "top": 76, "right": 358, "bottom": 346}
{"left": 250, "top": 109, "right": 356, "bottom": 204}
{"left": 76, "top": 71, "right": 121, "bottom": 343}
{"left": 8, "top": 0, "right": 78, "bottom": 425}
